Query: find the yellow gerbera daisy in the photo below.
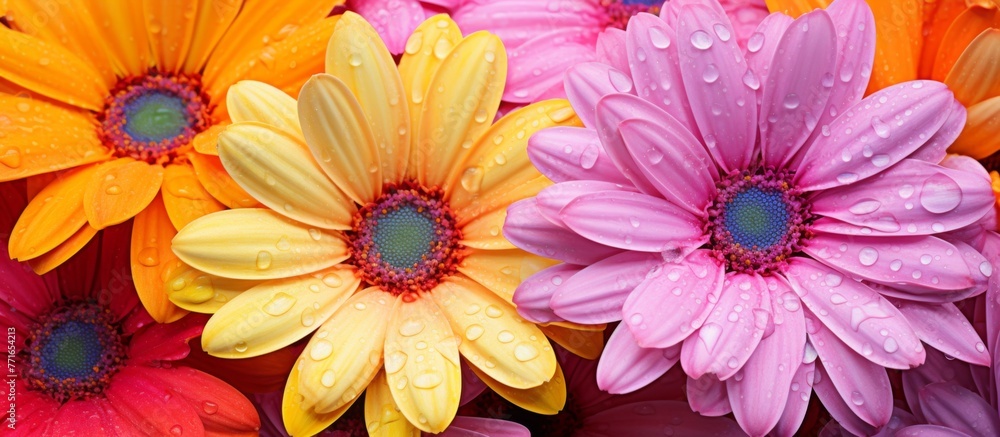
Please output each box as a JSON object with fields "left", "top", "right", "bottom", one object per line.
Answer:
{"left": 171, "top": 12, "right": 595, "bottom": 434}
{"left": 0, "top": 0, "right": 343, "bottom": 322}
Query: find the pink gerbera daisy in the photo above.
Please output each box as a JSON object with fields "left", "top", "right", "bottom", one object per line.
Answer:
{"left": 505, "top": 0, "right": 995, "bottom": 435}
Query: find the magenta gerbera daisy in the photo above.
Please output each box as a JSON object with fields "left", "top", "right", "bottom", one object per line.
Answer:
{"left": 505, "top": 0, "right": 995, "bottom": 435}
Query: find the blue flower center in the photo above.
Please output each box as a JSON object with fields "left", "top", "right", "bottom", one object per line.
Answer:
{"left": 122, "top": 91, "right": 190, "bottom": 143}
{"left": 723, "top": 187, "right": 790, "bottom": 249}
{"left": 373, "top": 205, "right": 438, "bottom": 270}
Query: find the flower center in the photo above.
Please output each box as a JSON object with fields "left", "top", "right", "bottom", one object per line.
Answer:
{"left": 99, "top": 73, "right": 211, "bottom": 165}
{"left": 602, "top": 0, "right": 663, "bottom": 30}
{"left": 348, "top": 182, "right": 464, "bottom": 295}
{"left": 707, "top": 169, "right": 811, "bottom": 274}
{"left": 25, "top": 302, "right": 127, "bottom": 402}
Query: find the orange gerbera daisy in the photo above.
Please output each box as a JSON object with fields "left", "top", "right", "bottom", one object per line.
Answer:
{"left": 0, "top": 0, "right": 343, "bottom": 323}
{"left": 767, "top": 0, "right": 1000, "bottom": 160}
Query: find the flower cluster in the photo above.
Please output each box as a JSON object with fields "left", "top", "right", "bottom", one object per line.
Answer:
{"left": 1, "top": 0, "right": 999, "bottom": 436}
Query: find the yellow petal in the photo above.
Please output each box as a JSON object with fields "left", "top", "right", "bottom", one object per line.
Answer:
{"left": 417, "top": 32, "right": 506, "bottom": 191}
{"left": 466, "top": 360, "right": 566, "bottom": 415}
{"left": 218, "top": 122, "right": 356, "bottom": 230}
{"left": 384, "top": 294, "right": 461, "bottom": 433}
{"left": 450, "top": 100, "right": 580, "bottom": 222}
{"left": 26, "top": 223, "right": 98, "bottom": 275}
{"left": 0, "top": 26, "right": 108, "bottom": 110}
{"left": 161, "top": 163, "right": 225, "bottom": 231}
{"left": 9, "top": 164, "right": 97, "bottom": 261}
{"left": 164, "top": 263, "right": 261, "bottom": 314}
{"left": 201, "top": 264, "right": 360, "bottom": 358}
{"left": 430, "top": 275, "right": 556, "bottom": 389}
{"left": 326, "top": 12, "right": 409, "bottom": 183}
{"left": 764, "top": 0, "right": 830, "bottom": 18}
{"left": 539, "top": 324, "right": 606, "bottom": 360}
{"left": 457, "top": 249, "right": 558, "bottom": 302}
{"left": 172, "top": 208, "right": 349, "bottom": 280}
{"left": 283, "top": 356, "right": 358, "bottom": 437}
{"left": 945, "top": 29, "right": 1000, "bottom": 107}
{"left": 365, "top": 370, "right": 421, "bottom": 437}
{"left": 459, "top": 208, "right": 516, "bottom": 251}
{"left": 83, "top": 158, "right": 164, "bottom": 229}
{"left": 298, "top": 74, "right": 381, "bottom": 203}
{"left": 868, "top": 0, "right": 924, "bottom": 93}
{"left": 951, "top": 95, "right": 1000, "bottom": 158}
{"left": 0, "top": 95, "right": 111, "bottom": 182}
{"left": 187, "top": 152, "right": 260, "bottom": 209}
{"left": 299, "top": 287, "right": 396, "bottom": 414}
{"left": 397, "top": 15, "right": 462, "bottom": 181}
{"left": 131, "top": 194, "right": 189, "bottom": 323}
{"left": 180, "top": 0, "right": 243, "bottom": 73}
{"left": 226, "top": 81, "right": 303, "bottom": 137}
{"left": 932, "top": 6, "right": 998, "bottom": 81}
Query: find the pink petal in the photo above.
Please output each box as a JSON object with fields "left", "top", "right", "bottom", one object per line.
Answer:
{"left": 919, "top": 382, "right": 1000, "bottom": 436}
{"left": 451, "top": 0, "right": 603, "bottom": 49}
{"left": 504, "top": 198, "right": 622, "bottom": 265}
{"left": 347, "top": 0, "right": 426, "bottom": 55}
{"left": 727, "top": 277, "right": 806, "bottom": 437}
{"left": 902, "top": 347, "right": 978, "bottom": 422}
{"left": 759, "top": 10, "right": 836, "bottom": 168}
{"left": 551, "top": 251, "right": 661, "bottom": 324}
{"left": 105, "top": 367, "right": 205, "bottom": 435}
{"left": 745, "top": 14, "right": 793, "bottom": 108}
{"left": 512, "top": 263, "right": 582, "bottom": 324}
{"left": 128, "top": 313, "right": 207, "bottom": 363}
{"left": 773, "top": 360, "right": 816, "bottom": 437}
{"left": 505, "top": 29, "right": 595, "bottom": 102}
{"left": 785, "top": 257, "right": 925, "bottom": 369}
{"left": 442, "top": 417, "right": 529, "bottom": 437}
{"left": 527, "top": 126, "right": 632, "bottom": 185}
{"left": 802, "top": 233, "right": 988, "bottom": 301}
{"left": 872, "top": 408, "right": 920, "bottom": 437}
{"left": 625, "top": 13, "right": 699, "bottom": 135}
{"left": 795, "top": 81, "right": 954, "bottom": 191}
{"left": 660, "top": 0, "right": 730, "bottom": 28}
{"left": 596, "top": 28, "right": 630, "bottom": 76}
{"left": 981, "top": 232, "right": 1000, "bottom": 359}
{"left": 536, "top": 181, "right": 636, "bottom": 228}
{"left": 909, "top": 99, "right": 967, "bottom": 163}
{"left": 460, "top": 363, "right": 487, "bottom": 407}
{"left": 807, "top": 316, "right": 893, "bottom": 428}
{"left": 0, "top": 245, "right": 56, "bottom": 318}
{"left": 895, "top": 425, "right": 973, "bottom": 437}
{"left": 680, "top": 273, "right": 769, "bottom": 380}
{"left": 566, "top": 62, "right": 635, "bottom": 128}
{"left": 619, "top": 117, "right": 718, "bottom": 216}
{"left": 585, "top": 400, "right": 744, "bottom": 435}
{"left": 623, "top": 250, "right": 725, "bottom": 348}
{"left": 676, "top": 4, "right": 757, "bottom": 172}
{"left": 597, "top": 324, "right": 679, "bottom": 394}
{"left": 686, "top": 374, "right": 732, "bottom": 416}
{"left": 810, "top": 159, "right": 994, "bottom": 237}
{"left": 594, "top": 93, "right": 676, "bottom": 195}
{"left": 560, "top": 190, "right": 704, "bottom": 252}
{"left": 895, "top": 300, "right": 990, "bottom": 366}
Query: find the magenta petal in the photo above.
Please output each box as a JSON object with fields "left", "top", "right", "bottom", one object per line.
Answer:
{"left": 687, "top": 374, "right": 732, "bottom": 416}
{"left": 902, "top": 347, "right": 978, "bottom": 422}
{"left": 594, "top": 93, "right": 677, "bottom": 195}
{"left": 512, "top": 263, "right": 581, "bottom": 324}
{"left": 442, "top": 417, "right": 529, "bottom": 437}
{"left": 504, "top": 198, "right": 622, "bottom": 265}
{"left": 680, "top": 273, "right": 769, "bottom": 380}
{"left": 536, "top": 181, "right": 636, "bottom": 228}
{"left": 451, "top": 0, "right": 602, "bottom": 49}
{"left": 551, "top": 251, "right": 661, "bottom": 324}
{"left": 807, "top": 316, "right": 893, "bottom": 428}
{"left": 773, "top": 360, "right": 816, "bottom": 437}
{"left": 919, "top": 382, "right": 1000, "bottom": 436}
{"left": 895, "top": 425, "right": 973, "bottom": 437}
{"left": 802, "top": 233, "right": 988, "bottom": 300}
{"left": 745, "top": 13, "right": 793, "bottom": 107}
{"left": 348, "top": 0, "right": 426, "bottom": 55}
{"left": 597, "top": 324, "right": 678, "bottom": 394}
{"left": 566, "top": 62, "right": 634, "bottom": 128}
{"left": 0, "top": 245, "right": 56, "bottom": 318}
{"left": 727, "top": 277, "right": 806, "bottom": 437}
{"left": 527, "top": 126, "right": 632, "bottom": 185}
{"left": 619, "top": 117, "right": 718, "bottom": 216}
{"left": 623, "top": 250, "right": 724, "bottom": 348}
{"left": 785, "top": 257, "right": 925, "bottom": 369}
{"left": 560, "top": 190, "right": 703, "bottom": 252}
{"left": 759, "top": 10, "right": 836, "bottom": 168}
{"left": 810, "top": 159, "right": 994, "bottom": 236}
{"left": 895, "top": 300, "right": 990, "bottom": 366}
{"left": 909, "top": 99, "right": 967, "bottom": 162}
{"left": 596, "top": 28, "right": 630, "bottom": 74}
{"left": 625, "top": 13, "right": 699, "bottom": 135}
{"left": 505, "top": 29, "right": 595, "bottom": 103}
{"left": 795, "top": 81, "right": 954, "bottom": 191}
{"left": 982, "top": 231, "right": 1000, "bottom": 358}
{"left": 675, "top": 4, "right": 757, "bottom": 173}
{"left": 585, "top": 400, "right": 744, "bottom": 435}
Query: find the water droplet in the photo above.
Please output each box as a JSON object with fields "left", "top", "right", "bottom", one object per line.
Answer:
{"left": 485, "top": 305, "right": 504, "bottom": 318}
{"left": 170, "top": 425, "right": 182, "bottom": 435}
{"left": 727, "top": 357, "right": 739, "bottom": 368}
{"left": 713, "top": 24, "right": 731, "bottom": 42}
{"left": 321, "top": 370, "right": 336, "bottom": 387}
{"left": 484, "top": 50, "right": 496, "bottom": 63}
{"left": 309, "top": 340, "right": 334, "bottom": 361}
{"left": 348, "top": 53, "right": 363, "bottom": 67}
{"left": 0, "top": 147, "right": 22, "bottom": 169}
{"left": 883, "top": 338, "right": 898, "bottom": 353}
{"left": 976, "top": 342, "right": 986, "bottom": 352}
{"left": 747, "top": 32, "right": 764, "bottom": 53}
{"left": 783, "top": 93, "right": 800, "bottom": 109}
{"left": 514, "top": 343, "right": 539, "bottom": 361}
{"left": 322, "top": 273, "right": 343, "bottom": 288}
{"left": 830, "top": 294, "right": 847, "bottom": 304}
{"left": 256, "top": 251, "right": 273, "bottom": 269}
{"left": 836, "top": 172, "right": 859, "bottom": 184}
{"left": 690, "top": 30, "right": 713, "bottom": 50}
{"left": 497, "top": 330, "right": 515, "bottom": 343}
{"left": 980, "top": 262, "right": 993, "bottom": 277}
{"left": 460, "top": 166, "right": 484, "bottom": 193}
{"left": 608, "top": 69, "right": 633, "bottom": 93}
{"left": 919, "top": 173, "right": 962, "bottom": 214}
{"left": 105, "top": 185, "right": 122, "bottom": 195}
{"left": 399, "top": 319, "right": 425, "bottom": 337}
{"left": 871, "top": 154, "right": 890, "bottom": 167}
{"left": 202, "top": 401, "right": 218, "bottom": 415}
{"left": 465, "top": 324, "right": 485, "bottom": 341}
{"left": 263, "top": 292, "right": 296, "bottom": 316}
{"left": 138, "top": 247, "right": 160, "bottom": 267}
{"left": 649, "top": 26, "right": 671, "bottom": 49}
{"left": 698, "top": 323, "right": 723, "bottom": 352}
{"left": 850, "top": 391, "right": 865, "bottom": 406}
{"left": 858, "top": 247, "right": 879, "bottom": 266}
{"left": 234, "top": 341, "right": 248, "bottom": 353}
{"left": 702, "top": 64, "right": 720, "bottom": 83}
{"left": 862, "top": 343, "right": 874, "bottom": 356}
{"left": 871, "top": 116, "right": 890, "bottom": 139}
{"left": 474, "top": 109, "right": 489, "bottom": 123}
{"left": 385, "top": 351, "right": 408, "bottom": 373}
{"left": 579, "top": 145, "right": 599, "bottom": 169}
{"left": 742, "top": 69, "right": 760, "bottom": 90}
{"left": 821, "top": 73, "right": 835, "bottom": 88}
{"left": 849, "top": 199, "right": 881, "bottom": 215}
{"left": 413, "top": 371, "right": 443, "bottom": 389}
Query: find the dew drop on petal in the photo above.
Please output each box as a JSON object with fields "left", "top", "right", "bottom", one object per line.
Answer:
{"left": 747, "top": 32, "right": 764, "bottom": 53}
{"left": 858, "top": 247, "right": 879, "bottom": 266}
{"left": 690, "top": 30, "right": 713, "bottom": 50}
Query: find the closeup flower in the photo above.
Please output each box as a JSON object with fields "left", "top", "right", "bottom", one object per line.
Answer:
{"left": 0, "top": 0, "right": 343, "bottom": 323}
{"left": 1, "top": 222, "right": 259, "bottom": 435}
{"left": 170, "top": 12, "right": 593, "bottom": 434}
{"left": 506, "top": 0, "right": 995, "bottom": 435}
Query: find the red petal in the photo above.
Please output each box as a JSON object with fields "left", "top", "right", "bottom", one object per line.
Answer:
{"left": 104, "top": 366, "right": 205, "bottom": 436}
{"left": 143, "top": 366, "right": 260, "bottom": 433}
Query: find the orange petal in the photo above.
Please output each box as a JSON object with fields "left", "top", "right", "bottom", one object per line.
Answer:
{"left": 191, "top": 122, "right": 229, "bottom": 156}
{"left": 180, "top": 0, "right": 244, "bottom": 74}
{"left": 83, "top": 158, "right": 164, "bottom": 229}
{"left": 0, "top": 95, "right": 111, "bottom": 182}
{"left": 132, "top": 194, "right": 189, "bottom": 323}
{"left": 918, "top": 0, "right": 968, "bottom": 78}
{"left": 933, "top": 6, "right": 998, "bottom": 81}
{"left": 944, "top": 29, "right": 1000, "bottom": 106}
{"left": 142, "top": 0, "right": 199, "bottom": 73}
{"left": 26, "top": 223, "right": 98, "bottom": 275}
{"left": 951, "top": 95, "right": 1000, "bottom": 158}
{"left": 764, "top": 0, "right": 830, "bottom": 18}
{"left": 161, "top": 163, "right": 226, "bottom": 231}
{"left": 84, "top": 0, "right": 151, "bottom": 77}
{"left": 0, "top": 26, "right": 108, "bottom": 110}
{"left": 868, "top": 0, "right": 924, "bottom": 93}
{"left": 187, "top": 152, "right": 259, "bottom": 209}
{"left": 8, "top": 164, "right": 98, "bottom": 261}
{"left": 538, "top": 324, "right": 605, "bottom": 360}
